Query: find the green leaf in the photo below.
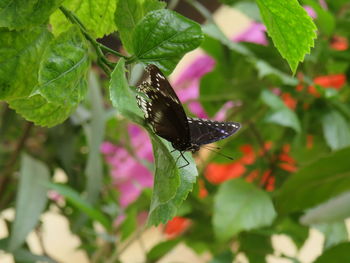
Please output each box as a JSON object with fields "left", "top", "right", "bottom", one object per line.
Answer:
{"left": 300, "top": 191, "right": 350, "bottom": 225}
{"left": 314, "top": 243, "right": 350, "bottom": 263}
{"left": 261, "top": 90, "right": 301, "bottom": 132}
{"left": 275, "top": 147, "right": 350, "bottom": 214}
{"left": 148, "top": 138, "right": 197, "bottom": 225}
{"left": 84, "top": 71, "right": 105, "bottom": 203}
{"left": 47, "top": 183, "right": 111, "bottom": 230}
{"left": 0, "top": 0, "right": 63, "bottom": 30}
{"left": 132, "top": 9, "right": 203, "bottom": 74}
{"left": 36, "top": 26, "right": 89, "bottom": 106}
{"left": 0, "top": 27, "right": 52, "bottom": 100}
{"left": 213, "top": 179, "right": 276, "bottom": 241}
{"left": 50, "top": 0, "right": 117, "bottom": 38}
{"left": 275, "top": 217, "right": 309, "bottom": 249}
{"left": 239, "top": 232, "right": 273, "bottom": 263}
{"left": 13, "top": 248, "right": 58, "bottom": 263}
{"left": 314, "top": 222, "right": 348, "bottom": 249}
{"left": 115, "top": 0, "right": 165, "bottom": 53}
{"left": 209, "top": 250, "right": 235, "bottom": 263}
{"left": 256, "top": 0, "right": 317, "bottom": 73}
{"left": 8, "top": 154, "right": 50, "bottom": 251}
{"left": 147, "top": 239, "right": 180, "bottom": 263}
{"left": 109, "top": 58, "right": 143, "bottom": 123}
{"left": 120, "top": 208, "right": 137, "bottom": 241}
{"left": 8, "top": 95, "right": 74, "bottom": 127}
{"left": 322, "top": 111, "right": 350, "bottom": 151}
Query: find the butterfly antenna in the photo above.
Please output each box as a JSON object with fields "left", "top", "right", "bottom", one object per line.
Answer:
{"left": 202, "top": 146, "right": 234, "bottom": 161}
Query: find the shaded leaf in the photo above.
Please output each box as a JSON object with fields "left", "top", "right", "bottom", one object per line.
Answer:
{"left": 8, "top": 154, "right": 50, "bottom": 251}
{"left": 13, "top": 248, "right": 58, "bottom": 263}
{"left": 209, "top": 250, "right": 235, "bottom": 263}
{"left": 261, "top": 90, "right": 301, "bottom": 132}
{"left": 133, "top": 9, "right": 203, "bottom": 74}
{"left": 147, "top": 239, "right": 180, "bottom": 263}
{"left": 115, "top": 0, "right": 165, "bottom": 53}
{"left": 148, "top": 138, "right": 197, "bottom": 225}
{"left": 275, "top": 147, "right": 350, "bottom": 214}
{"left": 300, "top": 191, "right": 350, "bottom": 225}
{"left": 213, "top": 179, "right": 276, "bottom": 241}
{"left": 8, "top": 95, "right": 74, "bottom": 127}
{"left": 256, "top": 0, "right": 317, "bottom": 73}
{"left": 239, "top": 232, "right": 273, "bottom": 263}
{"left": 314, "top": 222, "right": 348, "bottom": 249}
{"left": 50, "top": 0, "right": 117, "bottom": 38}
{"left": 322, "top": 110, "right": 350, "bottom": 150}
{"left": 0, "top": 27, "right": 52, "bottom": 100}
{"left": 314, "top": 243, "right": 350, "bottom": 263}
{"left": 37, "top": 26, "right": 89, "bottom": 106}
{"left": 0, "top": 0, "right": 63, "bottom": 30}
{"left": 109, "top": 58, "right": 143, "bottom": 123}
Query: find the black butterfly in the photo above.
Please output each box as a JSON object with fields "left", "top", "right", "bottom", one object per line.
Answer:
{"left": 136, "top": 64, "right": 241, "bottom": 166}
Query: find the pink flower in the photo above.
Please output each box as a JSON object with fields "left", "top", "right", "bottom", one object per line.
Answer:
{"left": 303, "top": 6, "right": 317, "bottom": 19}
{"left": 101, "top": 125, "right": 153, "bottom": 208}
{"left": 233, "top": 22, "right": 268, "bottom": 46}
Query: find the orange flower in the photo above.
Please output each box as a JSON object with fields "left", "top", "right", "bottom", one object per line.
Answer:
{"left": 278, "top": 162, "right": 297, "bottom": 172}
{"left": 314, "top": 74, "right": 346, "bottom": 90}
{"left": 205, "top": 162, "right": 246, "bottom": 184}
{"left": 198, "top": 179, "right": 208, "bottom": 199}
{"left": 307, "top": 135, "right": 313, "bottom": 149}
{"left": 307, "top": 85, "right": 321, "bottom": 97}
{"left": 296, "top": 84, "right": 304, "bottom": 92}
{"left": 260, "top": 170, "right": 272, "bottom": 185}
{"left": 240, "top": 144, "right": 256, "bottom": 165}
{"left": 282, "top": 144, "right": 291, "bottom": 153}
{"left": 266, "top": 177, "right": 275, "bottom": 192}
{"left": 164, "top": 216, "right": 191, "bottom": 239}
{"left": 330, "top": 36, "right": 348, "bottom": 51}
{"left": 279, "top": 153, "right": 296, "bottom": 165}
{"left": 245, "top": 169, "right": 259, "bottom": 183}
{"left": 281, "top": 92, "right": 297, "bottom": 110}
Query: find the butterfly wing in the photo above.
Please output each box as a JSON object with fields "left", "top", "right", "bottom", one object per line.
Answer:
{"left": 136, "top": 66, "right": 191, "bottom": 150}
{"left": 187, "top": 117, "right": 241, "bottom": 146}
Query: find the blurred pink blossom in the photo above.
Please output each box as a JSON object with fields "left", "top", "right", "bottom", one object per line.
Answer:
{"left": 304, "top": 6, "right": 317, "bottom": 19}
{"left": 233, "top": 22, "right": 268, "bottom": 45}
{"left": 101, "top": 125, "right": 153, "bottom": 208}
{"left": 173, "top": 21, "right": 267, "bottom": 120}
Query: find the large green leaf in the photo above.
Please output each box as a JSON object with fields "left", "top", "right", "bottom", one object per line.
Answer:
{"left": 275, "top": 147, "right": 350, "bottom": 214}
{"left": 8, "top": 154, "right": 50, "bottom": 251}
{"left": 147, "top": 239, "right": 180, "bottom": 263}
{"left": 148, "top": 138, "right": 197, "bottom": 225}
{"left": 0, "top": 27, "right": 52, "bottom": 100}
{"left": 213, "top": 179, "right": 276, "bottom": 241}
{"left": 50, "top": 0, "right": 117, "bottom": 38}
{"left": 36, "top": 26, "right": 89, "bottom": 106}
{"left": 0, "top": 0, "right": 63, "bottom": 30}
{"left": 300, "top": 191, "right": 350, "bottom": 225}
{"left": 132, "top": 9, "right": 203, "bottom": 74}
{"left": 313, "top": 243, "right": 350, "bottom": 263}
{"left": 84, "top": 71, "right": 105, "bottom": 203}
{"left": 322, "top": 110, "right": 350, "bottom": 150}
{"left": 256, "top": 0, "right": 317, "bottom": 73}
{"left": 8, "top": 95, "right": 74, "bottom": 127}
{"left": 109, "top": 58, "right": 143, "bottom": 123}
{"left": 115, "top": 0, "right": 165, "bottom": 53}
{"left": 261, "top": 90, "right": 301, "bottom": 132}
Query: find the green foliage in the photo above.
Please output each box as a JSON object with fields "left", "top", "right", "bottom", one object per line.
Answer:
{"left": 256, "top": 0, "right": 317, "bottom": 73}
{"left": 132, "top": 9, "right": 203, "bottom": 74}
{"left": 8, "top": 154, "right": 49, "bottom": 251}
{"left": 213, "top": 179, "right": 276, "bottom": 241}
{"left": 1, "top": 0, "right": 350, "bottom": 262}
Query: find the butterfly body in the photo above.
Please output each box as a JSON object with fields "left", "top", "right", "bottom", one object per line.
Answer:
{"left": 136, "top": 64, "right": 241, "bottom": 156}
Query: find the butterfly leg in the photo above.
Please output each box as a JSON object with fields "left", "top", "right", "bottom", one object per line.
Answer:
{"left": 178, "top": 151, "right": 189, "bottom": 169}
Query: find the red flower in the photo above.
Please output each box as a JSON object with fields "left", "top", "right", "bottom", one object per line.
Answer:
{"left": 240, "top": 144, "right": 256, "bottom": 164}
{"left": 266, "top": 177, "right": 275, "bottom": 192}
{"left": 278, "top": 163, "right": 297, "bottom": 172}
{"left": 164, "top": 216, "right": 191, "bottom": 239}
{"left": 198, "top": 179, "right": 208, "bottom": 199}
{"left": 307, "top": 85, "right": 321, "bottom": 97}
{"left": 246, "top": 169, "right": 259, "bottom": 183}
{"left": 330, "top": 36, "right": 348, "bottom": 51}
{"left": 307, "top": 135, "right": 313, "bottom": 149}
{"left": 205, "top": 162, "right": 246, "bottom": 184}
{"left": 314, "top": 74, "right": 346, "bottom": 90}
{"left": 281, "top": 92, "right": 297, "bottom": 110}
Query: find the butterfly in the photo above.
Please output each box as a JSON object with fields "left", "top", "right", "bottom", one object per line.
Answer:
{"left": 136, "top": 64, "right": 241, "bottom": 167}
